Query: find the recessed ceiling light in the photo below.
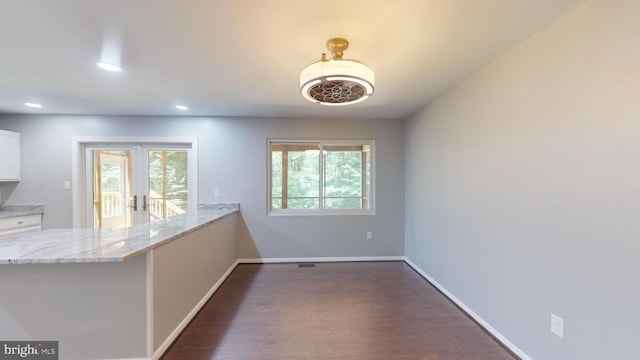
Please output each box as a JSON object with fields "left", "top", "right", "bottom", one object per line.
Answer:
{"left": 24, "top": 102, "right": 42, "bottom": 108}
{"left": 96, "top": 62, "right": 123, "bottom": 72}
{"left": 175, "top": 105, "right": 189, "bottom": 111}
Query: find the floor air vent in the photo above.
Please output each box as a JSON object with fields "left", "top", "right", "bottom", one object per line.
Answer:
{"left": 298, "top": 263, "right": 315, "bottom": 268}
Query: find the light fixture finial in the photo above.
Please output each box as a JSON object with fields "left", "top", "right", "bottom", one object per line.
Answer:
{"left": 326, "top": 38, "right": 349, "bottom": 60}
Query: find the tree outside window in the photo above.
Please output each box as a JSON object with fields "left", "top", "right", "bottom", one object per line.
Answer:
{"left": 269, "top": 140, "right": 373, "bottom": 215}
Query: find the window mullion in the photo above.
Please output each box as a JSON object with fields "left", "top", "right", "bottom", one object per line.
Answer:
{"left": 318, "top": 143, "right": 324, "bottom": 211}
{"left": 162, "top": 150, "right": 168, "bottom": 218}
{"left": 282, "top": 149, "right": 288, "bottom": 209}
{"left": 361, "top": 149, "right": 366, "bottom": 209}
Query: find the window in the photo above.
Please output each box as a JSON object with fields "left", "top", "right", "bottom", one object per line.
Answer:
{"left": 268, "top": 140, "right": 374, "bottom": 215}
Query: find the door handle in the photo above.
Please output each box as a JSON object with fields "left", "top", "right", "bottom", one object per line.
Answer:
{"left": 132, "top": 195, "right": 137, "bottom": 211}
{"left": 143, "top": 195, "right": 147, "bottom": 211}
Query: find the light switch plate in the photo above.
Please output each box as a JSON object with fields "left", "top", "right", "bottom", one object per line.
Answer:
{"left": 551, "top": 313, "right": 565, "bottom": 339}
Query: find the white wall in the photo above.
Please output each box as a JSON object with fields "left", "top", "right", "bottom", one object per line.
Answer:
{"left": 405, "top": 0, "right": 640, "bottom": 359}
{"left": 0, "top": 115, "right": 404, "bottom": 258}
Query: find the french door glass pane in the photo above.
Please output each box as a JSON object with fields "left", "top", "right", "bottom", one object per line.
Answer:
{"left": 147, "top": 150, "right": 189, "bottom": 222}
{"left": 92, "top": 150, "right": 133, "bottom": 228}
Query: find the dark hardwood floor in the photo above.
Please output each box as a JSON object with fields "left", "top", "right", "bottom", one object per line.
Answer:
{"left": 161, "top": 261, "right": 518, "bottom": 360}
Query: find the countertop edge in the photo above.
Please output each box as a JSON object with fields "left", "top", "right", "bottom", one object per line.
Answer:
{"left": 0, "top": 205, "right": 45, "bottom": 219}
{"left": 0, "top": 203, "right": 239, "bottom": 265}
{"left": 120, "top": 210, "right": 239, "bottom": 262}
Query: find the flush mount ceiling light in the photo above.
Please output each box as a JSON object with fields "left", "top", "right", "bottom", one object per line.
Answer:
{"left": 300, "top": 38, "right": 374, "bottom": 106}
{"left": 24, "top": 102, "right": 42, "bottom": 108}
{"left": 96, "top": 62, "right": 122, "bottom": 72}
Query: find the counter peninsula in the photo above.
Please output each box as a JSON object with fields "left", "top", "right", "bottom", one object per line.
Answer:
{"left": 0, "top": 203, "right": 239, "bottom": 360}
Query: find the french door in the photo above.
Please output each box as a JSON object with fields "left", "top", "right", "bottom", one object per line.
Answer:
{"left": 84, "top": 143, "right": 193, "bottom": 228}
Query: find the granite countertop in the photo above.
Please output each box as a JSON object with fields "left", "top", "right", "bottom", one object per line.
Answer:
{"left": 0, "top": 203, "right": 238, "bottom": 265}
{"left": 0, "top": 205, "right": 44, "bottom": 219}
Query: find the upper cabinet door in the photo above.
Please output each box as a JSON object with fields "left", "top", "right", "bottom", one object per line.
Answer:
{"left": 0, "top": 130, "right": 21, "bottom": 181}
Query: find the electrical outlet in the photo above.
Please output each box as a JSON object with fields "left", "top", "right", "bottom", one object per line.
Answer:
{"left": 551, "top": 314, "right": 565, "bottom": 339}
{"left": 366, "top": 231, "right": 373, "bottom": 240}
{"left": 214, "top": 188, "right": 221, "bottom": 197}
{"left": 64, "top": 180, "right": 71, "bottom": 190}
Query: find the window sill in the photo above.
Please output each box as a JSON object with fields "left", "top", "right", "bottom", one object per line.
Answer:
{"left": 268, "top": 209, "right": 375, "bottom": 216}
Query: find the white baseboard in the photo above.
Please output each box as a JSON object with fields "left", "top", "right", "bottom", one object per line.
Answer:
{"left": 238, "top": 256, "right": 405, "bottom": 264}
{"left": 151, "top": 259, "right": 240, "bottom": 360}
{"left": 403, "top": 257, "right": 531, "bottom": 360}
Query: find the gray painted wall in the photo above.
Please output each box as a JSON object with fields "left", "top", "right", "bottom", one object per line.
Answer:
{"left": 405, "top": 0, "right": 640, "bottom": 359}
{"left": 153, "top": 213, "right": 238, "bottom": 355}
{"left": 0, "top": 256, "right": 148, "bottom": 359}
{"left": 0, "top": 115, "right": 404, "bottom": 258}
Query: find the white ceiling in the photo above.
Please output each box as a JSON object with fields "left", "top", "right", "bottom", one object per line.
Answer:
{"left": 0, "top": 0, "right": 586, "bottom": 119}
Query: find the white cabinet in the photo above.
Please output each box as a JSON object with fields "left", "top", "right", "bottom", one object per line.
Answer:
{"left": 0, "top": 214, "right": 42, "bottom": 236}
{"left": 0, "top": 130, "right": 21, "bottom": 181}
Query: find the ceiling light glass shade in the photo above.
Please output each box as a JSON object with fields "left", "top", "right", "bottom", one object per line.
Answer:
{"left": 300, "top": 59, "right": 375, "bottom": 106}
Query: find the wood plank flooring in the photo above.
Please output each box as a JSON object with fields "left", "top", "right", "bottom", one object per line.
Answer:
{"left": 161, "top": 262, "right": 519, "bottom": 360}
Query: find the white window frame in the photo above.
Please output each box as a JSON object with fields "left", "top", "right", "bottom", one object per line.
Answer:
{"left": 267, "top": 139, "right": 375, "bottom": 216}
{"left": 71, "top": 136, "right": 198, "bottom": 228}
